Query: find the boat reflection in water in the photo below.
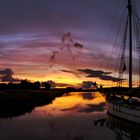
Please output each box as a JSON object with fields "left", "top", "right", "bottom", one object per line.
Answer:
{"left": 94, "top": 114, "right": 140, "bottom": 140}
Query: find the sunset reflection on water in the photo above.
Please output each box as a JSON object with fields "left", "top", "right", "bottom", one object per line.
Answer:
{"left": 0, "top": 92, "right": 115, "bottom": 140}
{"left": 1, "top": 92, "right": 138, "bottom": 140}
{"left": 34, "top": 92, "right": 106, "bottom": 116}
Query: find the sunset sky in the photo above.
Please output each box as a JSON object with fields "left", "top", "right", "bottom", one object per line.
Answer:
{"left": 0, "top": 0, "right": 140, "bottom": 86}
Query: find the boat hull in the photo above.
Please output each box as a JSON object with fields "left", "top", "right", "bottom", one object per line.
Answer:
{"left": 106, "top": 101, "right": 140, "bottom": 124}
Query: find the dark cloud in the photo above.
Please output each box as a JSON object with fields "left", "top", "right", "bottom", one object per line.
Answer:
{"left": 100, "top": 75, "right": 119, "bottom": 82}
{"left": 60, "top": 70, "right": 74, "bottom": 73}
{"left": 61, "top": 32, "right": 84, "bottom": 49}
{"left": 60, "top": 32, "right": 85, "bottom": 61}
{"left": 45, "top": 32, "right": 85, "bottom": 68}
{"left": 0, "top": 68, "right": 14, "bottom": 75}
{"left": 78, "top": 68, "right": 120, "bottom": 82}
{"left": 79, "top": 69, "right": 112, "bottom": 77}
{"left": 0, "top": 68, "right": 20, "bottom": 82}
{"left": 61, "top": 32, "right": 73, "bottom": 43}
{"left": 59, "top": 69, "right": 81, "bottom": 78}
{"left": 74, "top": 42, "right": 83, "bottom": 48}
{"left": 50, "top": 51, "right": 58, "bottom": 62}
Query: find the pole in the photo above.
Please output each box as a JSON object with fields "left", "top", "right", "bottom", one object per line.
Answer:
{"left": 128, "top": 0, "right": 132, "bottom": 89}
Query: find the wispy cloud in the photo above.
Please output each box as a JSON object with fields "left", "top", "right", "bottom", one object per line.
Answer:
{"left": 0, "top": 32, "right": 124, "bottom": 83}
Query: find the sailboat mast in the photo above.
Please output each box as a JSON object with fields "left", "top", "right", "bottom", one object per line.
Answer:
{"left": 128, "top": 0, "right": 132, "bottom": 89}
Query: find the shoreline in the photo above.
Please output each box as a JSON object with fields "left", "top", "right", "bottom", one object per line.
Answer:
{"left": 0, "top": 89, "right": 69, "bottom": 119}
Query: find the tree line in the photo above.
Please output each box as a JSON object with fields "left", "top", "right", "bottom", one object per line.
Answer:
{"left": 0, "top": 80, "right": 51, "bottom": 90}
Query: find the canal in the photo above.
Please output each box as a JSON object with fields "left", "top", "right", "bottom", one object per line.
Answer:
{"left": 0, "top": 92, "right": 139, "bottom": 140}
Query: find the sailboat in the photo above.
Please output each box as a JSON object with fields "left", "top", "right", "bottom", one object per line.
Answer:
{"left": 106, "top": 0, "right": 140, "bottom": 124}
{"left": 94, "top": 0, "right": 140, "bottom": 124}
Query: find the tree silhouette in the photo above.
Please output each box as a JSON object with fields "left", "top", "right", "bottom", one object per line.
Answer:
{"left": 33, "top": 81, "right": 41, "bottom": 90}
{"left": 42, "top": 82, "right": 51, "bottom": 90}
{"left": 20, "top": 80, "right": 41, "bottom": 90}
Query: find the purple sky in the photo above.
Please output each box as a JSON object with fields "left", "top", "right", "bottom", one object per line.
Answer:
{"left": 0, "top": 0, "right": 140, "bottom": 86}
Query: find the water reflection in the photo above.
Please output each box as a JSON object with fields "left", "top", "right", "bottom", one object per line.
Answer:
{"left": 34, "top": 92, "right": 106, "bottom": 116}
{"left": 0, "top": 92, "right": 139, "bottom": 140}
{"left": 82, "top": 92, "right": 96, "bottom": 100}
{"left": 106, "top": 115, "right": 140, "bottom": 140}
{"left": 94, "top": 115, "right": 140, "bottom": 140}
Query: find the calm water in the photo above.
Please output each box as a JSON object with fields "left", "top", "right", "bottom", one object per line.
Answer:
{"left": 0, "top": 92, "right": 139, "bottom": 140}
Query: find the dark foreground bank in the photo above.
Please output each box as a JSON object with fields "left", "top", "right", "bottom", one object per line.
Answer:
{"left": 0, "top": 89, "right": 69, "bottom": 118}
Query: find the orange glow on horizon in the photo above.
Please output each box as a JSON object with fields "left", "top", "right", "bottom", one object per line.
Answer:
{"left": 14, "top": 72, "right": 140, "bottom": 88}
